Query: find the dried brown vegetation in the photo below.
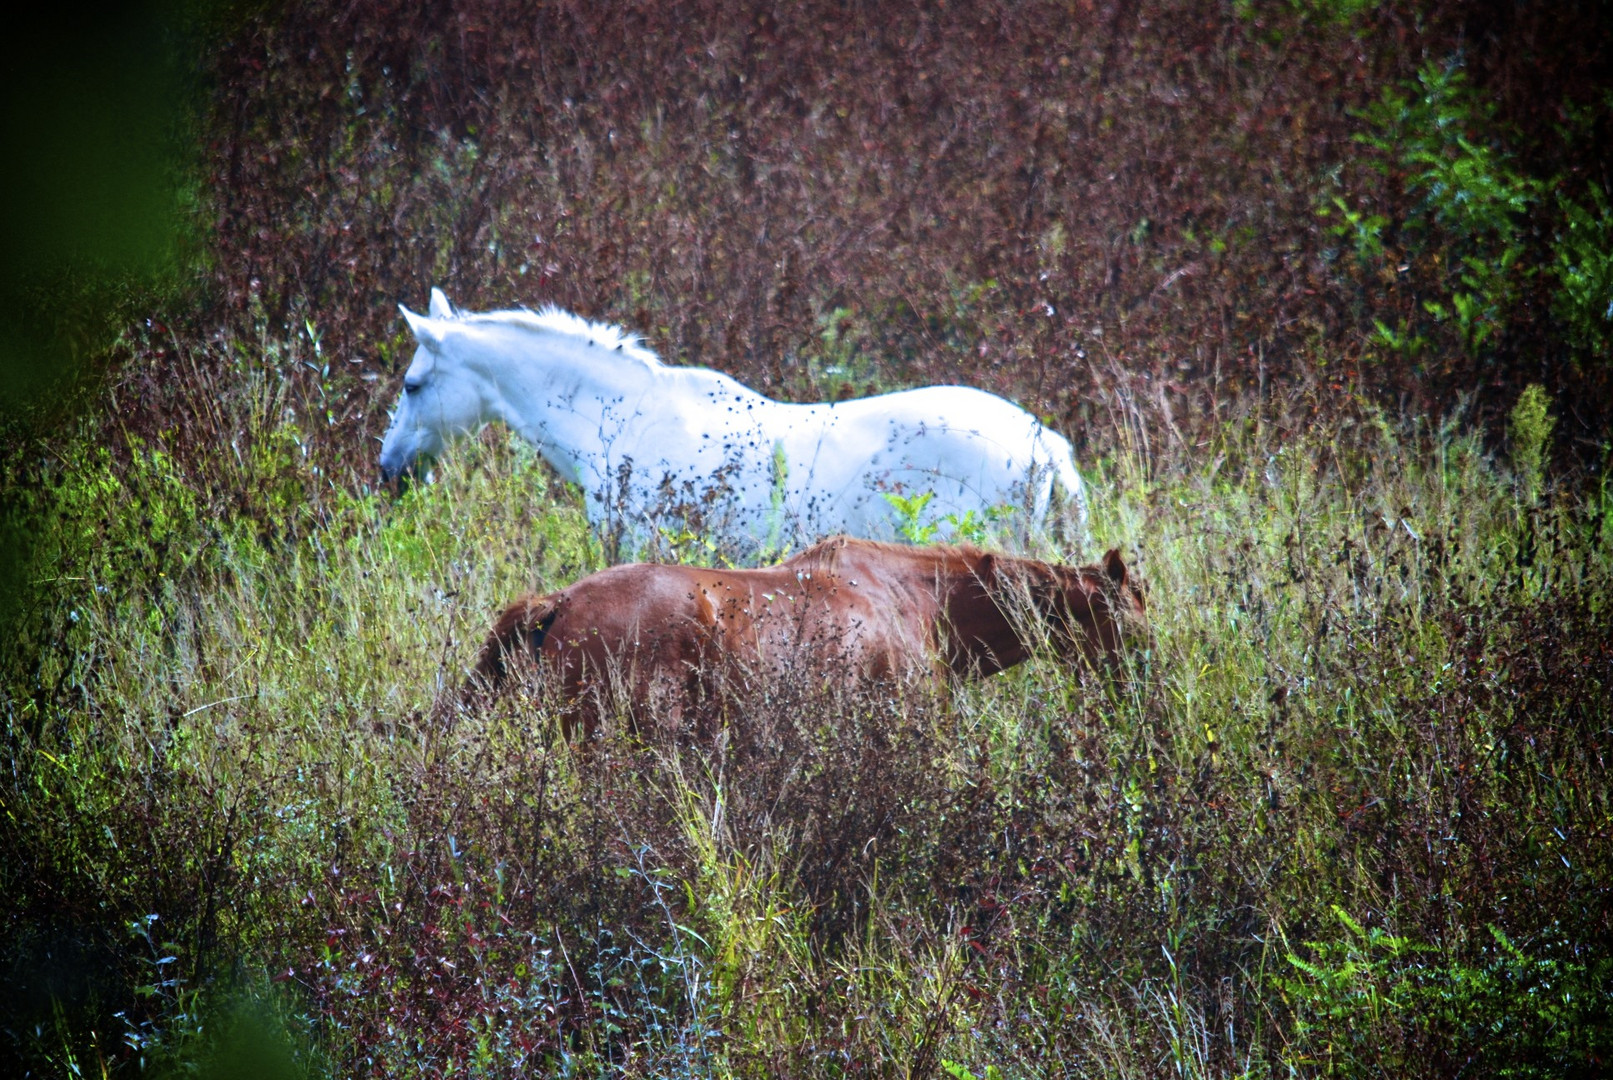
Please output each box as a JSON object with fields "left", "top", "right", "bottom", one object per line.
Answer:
{"left": 155, "top": 0, "right": 1610, "bottom": 472}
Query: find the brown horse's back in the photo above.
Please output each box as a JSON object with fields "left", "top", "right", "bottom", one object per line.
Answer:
{"left": 467, "top": 559, "right": 932, "bottom": 738}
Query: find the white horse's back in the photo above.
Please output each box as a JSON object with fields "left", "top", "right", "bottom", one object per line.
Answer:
{"left": 379, "top": 290, "right": 1088, "bottom": 560}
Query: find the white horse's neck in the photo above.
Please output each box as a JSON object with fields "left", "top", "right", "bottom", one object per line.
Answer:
{"left": 445, "top": 311, "right": 769, "bottom": 483}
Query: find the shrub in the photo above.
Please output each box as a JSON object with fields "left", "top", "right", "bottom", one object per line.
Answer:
{"left": 1551, "top": 181, "right": 1613, "bottom": 359}
{"left": 1508, "top": 383, "right": 1555, "bottom": 503}
{"left": 1338, "top": 60, "right": 1539, "bottom": 364}
{"left": 1282, "top": 910, "right": 1613, "bottom": 1078}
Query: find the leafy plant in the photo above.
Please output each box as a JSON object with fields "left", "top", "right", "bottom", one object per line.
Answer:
{"left": 1280, "top": 907, "right": 1425, "bottom": 1073}
{"left": 1551, "top": 181, "right": 1613, "bottom": 359}
{"left": 1281, "top": 910, "right": 1613, "bottom": 1078}
{"left": 1320, "top": 194, "right": 1387, "bottom": 262}
{"left": 941, "top": 505, "right": 1011, "bottom": 546}
{"left": 882, "top": 489, "right": 940, "bottom": 543}
{"left": 884, "top": 493, "right": 1012, "bottom": 546}
{"left": 1339, "top": 60, "right": 1541, "bottom": 361}
{"left": 761, "top": 439, "right": 790, "bottom": 562}
{"left": 1508, "top": 383, "right": 1555, "bottom": 503}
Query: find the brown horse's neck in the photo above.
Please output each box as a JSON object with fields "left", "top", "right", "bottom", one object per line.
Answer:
{"left": 937, "top": 562, "right": 1035, "bottom": 677}
{"left": 944, "top": 609, "right": 1030, "bottom": 676}
{"left": 937, "top": 555, "right": 1112, "bottom": 677}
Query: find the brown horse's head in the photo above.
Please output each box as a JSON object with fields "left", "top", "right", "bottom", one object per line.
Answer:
{"left": 974, "top": 547, "right": 1149, "bottom": 671}
{"left": 1084, "top": 548, "right": 1150, "bottom": 662}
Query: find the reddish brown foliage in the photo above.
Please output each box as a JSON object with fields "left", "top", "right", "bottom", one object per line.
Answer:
{"left": 182, "top": 0, "right": 1611, "bottom": 475}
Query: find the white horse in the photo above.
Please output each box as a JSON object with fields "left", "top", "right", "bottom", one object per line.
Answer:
{"left": 378, "top": 289, "right": 1088, "bottom": 561}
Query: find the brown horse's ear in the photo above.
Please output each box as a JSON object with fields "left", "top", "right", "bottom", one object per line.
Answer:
{"left": 975, "top": 552, "right": 998, "bottom": 586}
{"left": 1103, "top": 548, "right": 1128, "bottom": 586}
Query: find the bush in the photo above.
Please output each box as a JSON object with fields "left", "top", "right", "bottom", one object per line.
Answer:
{"left": 1334, "top": 61, "right": 1539, "bottom": 365}
{"left": 1552, "top": 182, "right": 1613, "bottom": 359}
{"left": 1282, "top": 910, "right": 1613, "bottom": 1078}
{"left": 1509, "top": 383, "right": 1555, "bottom": 503}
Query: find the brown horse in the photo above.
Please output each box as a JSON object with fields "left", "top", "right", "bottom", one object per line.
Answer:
{"left": 464, "top": 536, "right": 1147, "bottom": 739}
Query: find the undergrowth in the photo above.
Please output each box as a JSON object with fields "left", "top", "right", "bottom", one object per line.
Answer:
{"left": 3, "top": 362, "right": 1609, "bottom": 1077}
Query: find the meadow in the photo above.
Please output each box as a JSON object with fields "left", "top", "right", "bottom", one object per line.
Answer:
{"left": 4, "top": 1, "right": 1611, "bottom": 1076}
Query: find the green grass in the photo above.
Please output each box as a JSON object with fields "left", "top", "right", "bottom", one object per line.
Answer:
{"left": 3, "top": 370, "right": 1610, "bottom": 1078}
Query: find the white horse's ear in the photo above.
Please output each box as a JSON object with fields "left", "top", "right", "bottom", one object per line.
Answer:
{"left": 399, "top": 304, "right": 443, "bottom": 352}
{"left": 428, "top": 287, "right": 453, "bottom": 320}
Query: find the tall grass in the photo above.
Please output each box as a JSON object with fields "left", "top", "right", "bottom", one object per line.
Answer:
{"left": 3, "top": 352, "right": 1609, "bottom": 1077}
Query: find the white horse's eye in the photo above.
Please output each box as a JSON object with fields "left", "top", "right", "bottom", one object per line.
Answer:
{"left": 404, "top": 379, "right": 424, "bottom": 394}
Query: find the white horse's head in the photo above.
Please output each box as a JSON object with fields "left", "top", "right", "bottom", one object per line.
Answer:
{"left": 379, "top": 288, "right": 489, "bottom": 480}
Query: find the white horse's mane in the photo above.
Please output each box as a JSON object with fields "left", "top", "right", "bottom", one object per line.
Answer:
{"left": 456, "top": 304, "right": 664, "bottom": 368}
